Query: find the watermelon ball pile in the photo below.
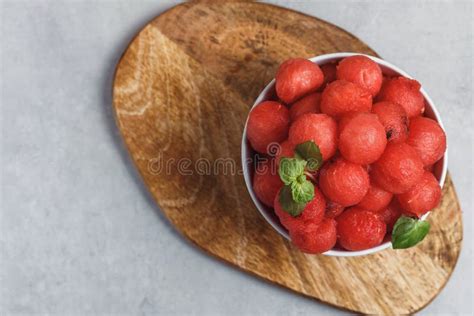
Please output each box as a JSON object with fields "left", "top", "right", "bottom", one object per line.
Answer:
{"left": 247, "top": 55, "right": 446, "bottom": 254}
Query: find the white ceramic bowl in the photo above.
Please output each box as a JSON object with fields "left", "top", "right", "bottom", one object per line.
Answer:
{"left": 241, "top": 52, "right": 448, "bottom": 257}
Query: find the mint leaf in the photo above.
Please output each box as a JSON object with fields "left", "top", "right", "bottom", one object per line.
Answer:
{"left": 279, "top": 185, "right": 307, "bottom": 216}
{"left": 290, "top": 177, "right": 314, "bottom": 203}
{"left": 278, "top": 158, "right": 306, "bottom": 185}
{"left": 392, "top": 216, "right": 430, "bottom": 249}
{"left": 295, "top": 141, "right": 323, "bottom": 171}
{"left": 277, "top": 157, "right": 316, "bottom": 217}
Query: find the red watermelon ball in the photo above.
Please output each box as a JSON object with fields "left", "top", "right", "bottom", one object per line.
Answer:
{"left": 289, "top": 219, "right": 337, "bottom": 253}
{"left": 338, "top": 112, "right": 387, "bottom": 165}
{"left": 377, "top": 77, "right": 425, "bottom": 118}
{"left": 372, "top": 101, "right": 409, "bottom": 144}
{"left": 288, "top": 113, "right": 337, "bottom": 161}
{"left": 289, "top": 92, "right": 321, "bottom": 121}
{"left": 321, "top": 62, "right": 338, "bottom": 87}
{"left": 406, "top": 117, "right": 447, "bottom": 166}
{"left": 319, "top": 158, "right": 370, "bottom": 207}
{"left": 273, "top": 186, "right": 326, "bottom": 231}
{"left": 320, "top": 80, "right": 373, "bottom": 119}
{"left": 246, "top": 101, "right": 290, "bottom": 154}
{"left": 356, "top": 182, "right": 393, "bottom": 212}
{"left": 336, "top": 55, "right": 383, "bottom": 96}
{"left": 252, "top": 159, "right": 283, "bottom": 207}
{"left": 371, "top": 142, "right": 424, "bottom": 194}
{"left": 275, "top": 58, "right": 324, "bottom": 104}
{"left": 396, "top": 171, "right": 442, "bottom": 217}
{"left": 275, "top": 140, "right": 295, "bottom": 166}
{"left": 336, "top": 207, "right": 386, "bottom": 251}
{"left": 379, "top": 199, "right": 403, "bottom": 232}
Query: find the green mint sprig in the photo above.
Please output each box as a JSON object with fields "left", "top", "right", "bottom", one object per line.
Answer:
{"left": 291, "top": 174, "right": 314, "bottom": 203}
{"left": 277, "top": 141, "right": 323, "bottom": 217}
{"left": 295, "top": 141, "right": 323, "bottom": 171}
{"left": 278, "top": 158, "right": 306, "bottom": 185}
{"left": 278, "top": 185, "right": 307, "bottom": 216}
{"left": 391, "top": 216, "right": 431, "bottom": 249}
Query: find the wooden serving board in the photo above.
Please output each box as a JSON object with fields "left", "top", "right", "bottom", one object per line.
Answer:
{"left": 112, "top": 2, "right": 462, "bottom": 314}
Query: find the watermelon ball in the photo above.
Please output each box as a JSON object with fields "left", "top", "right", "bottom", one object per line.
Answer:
{"left": 253, "top": 159, "right": 283, "bottom": 207}
{"left": 372, "top": 101, "right": 409, "bottom": 144}
{"left": 275, "top": 58, "right": 324, "bottom": 104}
{"left": 336, "top": 55, "right": 383, "bottom": 96}
{"left": 325, "top": 200, "right": 345, "bottom": 219}
{"left": 289, "top": 219, "right": 337, "bottom": 253}
{"left": 246, "top": 101, "right": 290, "bottom": 154}
{"left": 406, "top": 117, "right": 447, "bottom": 166}
{"left": 356, "top": 183, "right": 393, "bottom": 212}
{"left": 336, "top": 207, "right": 387, "bottom": 251}
{"left": 379, "top": 199, "right": 403, "bottom": 232}
{"left": 321, "top": 62, "right": 337, "bottom": 87}
{"left": 396, "top": 171, "right": 442, "bottom": 217}
{"left": 371, "top": 142, "right": 424, "bottom": 194}
{"left": 338, "top": 112, "right": 387, "bottom": 165}
{"left": 275, "top": 140, "right": 295, "bottom": 166}
{"left": 377, "top": 77, "right": 425, "bottom": 118}
{"left": 289, "top": 92, "right": 321, "bottom": 121}
{"left": 319, "top": 158, "right": 370, "bottom": 207}
{"left": 288, "top": 113, "right": 338, "bottom": 161}
{"left": 320, "top": 80, "right": 373, "bottom": 119}
{"left": 274, "top": 186, "right": 326, "bottom": 231}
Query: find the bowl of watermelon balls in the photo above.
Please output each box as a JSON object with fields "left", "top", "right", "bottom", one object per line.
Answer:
{"left": 241, "top": 52, "right": 447, "bottom": 256}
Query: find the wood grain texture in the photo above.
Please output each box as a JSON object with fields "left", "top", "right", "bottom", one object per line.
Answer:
{"left": 112, "top": 2, "right": 463, "bottom": 314}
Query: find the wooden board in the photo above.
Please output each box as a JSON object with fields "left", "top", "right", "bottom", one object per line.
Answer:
{"left": 112, "top": 2, "right": 463, "bottom": 314}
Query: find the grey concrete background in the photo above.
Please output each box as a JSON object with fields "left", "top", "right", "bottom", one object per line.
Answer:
{"left": 1, "top": 0, "right": 472, "bottom": 315}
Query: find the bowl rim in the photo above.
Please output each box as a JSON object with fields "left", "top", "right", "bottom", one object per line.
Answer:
{"left": 241, "top": 52, "right": 448, "bottom": 257}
